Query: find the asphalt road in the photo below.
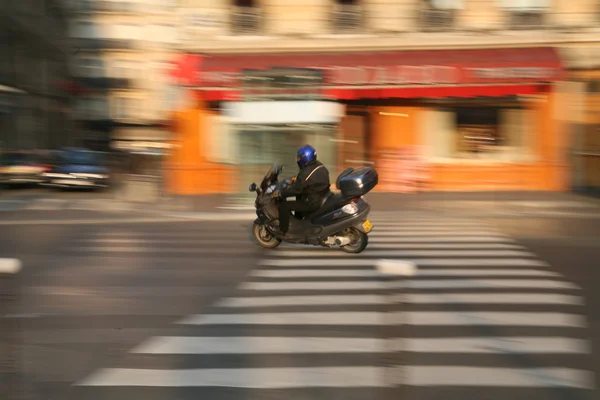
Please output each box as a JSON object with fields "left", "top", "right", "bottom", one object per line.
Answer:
{"left": 0, "top": 212, "right": 598, "bottom": 400}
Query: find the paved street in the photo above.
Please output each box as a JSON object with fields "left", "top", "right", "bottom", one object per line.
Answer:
{"left": 0, "top": 207, "right": 598, "bottom": 400}
{"left": 0, "top": 220, "right": 262, "bottom": 400}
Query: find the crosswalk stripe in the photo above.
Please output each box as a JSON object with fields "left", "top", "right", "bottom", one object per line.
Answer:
{"left": 370, "top": 236, "right": 516, "bottom": 243}
{"left": 178, "top": 312, "right": 384, "bottom": 326}
{"left": 402, "top": 366, "right": 594, "bottom": 388}
{"left": 404, "top": 293, "right": 584, "bottom": 305}
{"left": 75, "top": 366, "right": 387, "bottom": 388}
{"left": 250, "top": 269, "right": 560, "bottom": 278}
{"left": 400, "top": 312, "right": 586, "bottom": 327}
{"left": 272, "top": 250, "right": 535, "bottom": 258}
{"left": 131, "top": 336, "right": 386, "bottom": 354}
{"left": 240, "top": 279, "right": 576, "bottom": 291}
{"left": 398, "top": 337, "right": 589, "bottom": 354}
{"left": 260, "top": 259, "right": 549, "bottom": 267}
{"left": 372, "top": 226, "right": 498, "bottom": 232}
{"left": 215, "top": 295, "right": 385, "bottom": 307}
{"left": 364, "top": 243, "right": 525, "bottom": 250}
{"left": 370, "top": 231, "right": 507, "bottom": 237}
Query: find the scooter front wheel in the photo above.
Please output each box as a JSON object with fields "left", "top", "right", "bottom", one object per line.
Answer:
{"left": 251, "top": 222, "right": 282, "bottom": 249}
{"left": 340, "top": 227, "right": 368, "bottom": 254}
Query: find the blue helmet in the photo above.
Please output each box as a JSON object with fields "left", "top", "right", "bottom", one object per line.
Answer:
{"left": 296, "top": 145, "right": 317, "bottom": 168}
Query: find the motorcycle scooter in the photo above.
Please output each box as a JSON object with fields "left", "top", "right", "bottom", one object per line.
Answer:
{"left": 249, "top": 164, "right": 378, "bottom": 253}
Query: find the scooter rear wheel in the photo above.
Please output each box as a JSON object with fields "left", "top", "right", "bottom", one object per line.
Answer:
{"left": 252, "top": 222, "right": 282, "bottom": 249}
{"left": 341, "top": 227, "right": 368, "bottom": 254}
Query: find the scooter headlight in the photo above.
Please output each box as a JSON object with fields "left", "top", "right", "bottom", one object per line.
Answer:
{"left": 342, "top": 203, "right": 359, "bottom": 214}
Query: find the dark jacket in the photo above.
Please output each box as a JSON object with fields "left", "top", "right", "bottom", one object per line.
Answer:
{"left": 281, "top": 160, "right": 331, "bottom": 207}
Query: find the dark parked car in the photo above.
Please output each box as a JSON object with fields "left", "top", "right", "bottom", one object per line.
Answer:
{"left": 41, "top": 149, "right": 110, "bottom": 189}
{"left": 0, "top": 152, "right": 51, "bottom": 186}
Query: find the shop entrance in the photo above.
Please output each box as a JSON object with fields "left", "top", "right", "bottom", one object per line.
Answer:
{"left": 231, "top": 124, "right": 337, "bottom": 208}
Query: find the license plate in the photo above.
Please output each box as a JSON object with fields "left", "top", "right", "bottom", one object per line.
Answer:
{"left": 362, "top": 220, "right": 373, "bottom": 233}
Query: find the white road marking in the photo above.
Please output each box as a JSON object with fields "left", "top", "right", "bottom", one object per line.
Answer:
{"left": 403, "top": 366, "right": 594, "bottom": 388}
{"left": 370, "top": 231, "right": 507, "bottom": 237}
{"left": 214, "top": 295, "right": 385, "bottom": 307}
{"left": 131, "top": 336, "right": 385, "bottom": 354}
{"left": 178, "top": 312, "right": 384, "bottom": 326}
{"left": 76, "top": 366, "right": 387, "bottom": 388}
{"left": 260, "top": 259, "right": 549, "bottom": 267}
{"left": 251, "top": 269, "right": 560, "bottom": 278}
{"left": 239, "top": 279, "right": 576, "bottom": 291}
{"left": 365, "top": 243, "right": 525, "bottom": 250}
{"left": 368, "top": 237, "right": 516, "bottom": 243}
{"left": 272, "top": 250, "right": 536, "bottom": 258}
{"left": 401, "top": 312, "right": 586, "bottom": 327}
{"left": 404, "top": 293, "right": 584, "bottom": 305}
{"left": 399, "top": 337, "right": 589, "bottom": 354}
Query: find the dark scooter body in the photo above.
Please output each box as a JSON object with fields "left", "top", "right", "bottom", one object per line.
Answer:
{"left": 249, "top": 164, "right": 378, "bottom": 253}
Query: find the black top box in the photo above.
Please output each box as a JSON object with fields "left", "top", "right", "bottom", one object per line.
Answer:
{"left": 336, "top": 167, "right": 379, "bottom": 198}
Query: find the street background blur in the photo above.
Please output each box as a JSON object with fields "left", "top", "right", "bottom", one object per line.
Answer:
{"left": 1, "top": 0, "right": 600, "bottom": 211}
{"left": 2, "top": 2, "right": 600, "bottom": 400}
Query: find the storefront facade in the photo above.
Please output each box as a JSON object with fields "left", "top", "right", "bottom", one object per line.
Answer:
{"left": 168, "top": 47, "right": 569, "bottom": 194}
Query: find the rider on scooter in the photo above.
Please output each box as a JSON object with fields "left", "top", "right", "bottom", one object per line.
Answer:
{"left": 274, "top": 145, "right": 331, "bottom": 238}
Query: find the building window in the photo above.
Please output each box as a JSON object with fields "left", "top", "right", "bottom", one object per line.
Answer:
{"left": 331, "top": 0, "right": 364, "bottom": 34}
{"left": 113, "top": 97, "right": 138, "bottom": 120}
{"left": 77, "top": 97, "right": 108, "bottom": 119}
{"left": 72, "top": 20, "right": 95, "bottom": 38}
{"left": 420, "top": 0, "right": 462, "bottom": 32}
{"left": 78, "top": 57, "right": 103, "bottom": 77}
{"left": 498, "top": 0, "right": 549, "bottom": 29}
{"left": 231, "top": 0, "right": 262, "bottom": 35}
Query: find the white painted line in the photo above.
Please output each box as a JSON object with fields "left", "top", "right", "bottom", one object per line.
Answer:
{"left": 368, "top": 221, "right": 490, "bottom": 227}
{"left": 260, "top": 259, "right": 549, "bottom": 267}
{"left": 215, "top": 295, "right": 385, "bottom": 307}
{"left": 370, "top": 237, "right": 516, "bottom": 243}
{"left": 370, "top": 231, "right": 506, "bottom": 237}
{"left": 253, "top": 269, "right": 558, "bottom": 278}
{"left": 273, "top": 250, "right": 535, "bottom": 258}
{"left": 367, "top": 243, "right": 525, "bottom": 250}
{"left": 403, "top": 366, "right": 594, "bottom": 388}
{"left": 76, "top": 366, "right": 387, "bottom": 388}
{"left": 405, "top": 293, "right": 584, "bottom": 305}
{"left": 373, "top": 226, "right": 495, "bottom": 232}
{"left": 239, "top": 281, "right": 383, "bottom": 291}
{"left": 178, "top": 312, "right": 384, "bottom": 326}
{"left": 251, "top": 269, "right": 379, "bottom": 278}
{"left": 0, "top": 258, "right": 22, "bottom": 274}
{"left": 67, "top": 247, "right": 256, "bottom": 254}
{"left": 400, "top": 337, "right": 589, "bottom": 354}
{"left": 131, "top": 336, "right": 385, "bottom": 354}
{"left": 400, "top": 312, "right": 586, "bottom": 327}
{"left": 405, "top": 279, "right": 578, "bottom": 290}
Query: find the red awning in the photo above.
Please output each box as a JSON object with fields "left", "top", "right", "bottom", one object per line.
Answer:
{"left": 172, "top": 47, "right": 565, "bottom": 101}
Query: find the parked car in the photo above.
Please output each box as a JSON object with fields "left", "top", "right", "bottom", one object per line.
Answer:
{"left": 41, "top": 148, "right": 110, "bottom": 190}
{"left": 0, "top": 151, "right": 51, "bottom": 187}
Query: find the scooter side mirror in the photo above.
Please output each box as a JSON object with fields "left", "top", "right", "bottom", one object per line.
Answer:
{"left": 249, "top": 183, "right": 257, "bottom": 192}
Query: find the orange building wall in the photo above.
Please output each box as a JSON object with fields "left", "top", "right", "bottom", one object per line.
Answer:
{"left": 367, "top": 88, "right": 570, "bottom": 192}
{"left": 164, "top": 103, "right": 237, "bottom": 195}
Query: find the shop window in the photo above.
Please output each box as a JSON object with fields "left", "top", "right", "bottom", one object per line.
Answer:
{"left": 424, "top": 106, "right": 535, "bottom": 162}
{"left": 587, "top": 80, "right": 600, "bottom": 93}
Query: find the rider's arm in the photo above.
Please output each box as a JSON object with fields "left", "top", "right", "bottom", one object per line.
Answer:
{"left": 280, "top": 175, "right": 306, "bottom": 197}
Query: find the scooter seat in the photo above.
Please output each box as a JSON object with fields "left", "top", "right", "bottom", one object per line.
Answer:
{"left": 308, "top": 192, "right": 350, "bottom": 220}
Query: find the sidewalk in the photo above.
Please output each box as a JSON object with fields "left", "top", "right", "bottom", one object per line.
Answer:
{"left": 147, "top": 190, "right": 600, "bottom": 219}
